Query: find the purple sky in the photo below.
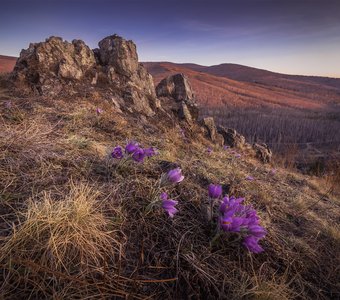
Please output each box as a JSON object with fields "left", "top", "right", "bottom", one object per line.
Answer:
{"left": 1, "top": 0, "right": 340, "bottom": 77}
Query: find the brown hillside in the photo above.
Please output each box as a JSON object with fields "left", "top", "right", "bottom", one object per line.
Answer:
{"left": 144, "top": 62, "right": 340, "bottom": 110}
{"left": 0, "top": 35, "right": 340, "bottom": 299}
{"left": 0, "top": 55, "right": 17, "bottom": 73}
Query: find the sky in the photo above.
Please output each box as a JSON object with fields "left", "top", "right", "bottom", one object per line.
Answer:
{"left": 1, "top": 0, "right": 340, "bottom": 77}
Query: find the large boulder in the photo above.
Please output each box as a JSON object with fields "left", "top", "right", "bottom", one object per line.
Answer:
{"left": 156, "top": 73, "right": 198, "bottom": 123}
{"left": 217, "top": 126, "right": 246, "bottom": 148}
{"left": 11, "top": 35, "right": 159, "bottom": 116}
{"left": 253, "top": 143, "right": 272, "bottom": 163}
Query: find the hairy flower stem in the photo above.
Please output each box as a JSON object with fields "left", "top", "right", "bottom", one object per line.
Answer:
{"left": 115, "top": 154, "right": 133, "bottom": 171}
{"left": 210, "top": 197, "right": 214, "bottom": 221}
{"left": 145, "top": 180, "right": 162, "bottom": 214}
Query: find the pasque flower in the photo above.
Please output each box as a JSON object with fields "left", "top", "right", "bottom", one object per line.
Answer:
{"left": 144, "top": 147, "right": 158, "bottom": 157}
{"left": 208, "top": 184, "right": 222, "bottom": 199}
{"left": 242, "top": 235, "right": 264, "bottom": 253}
{"left": 160, "top": 192, "right": 178, "bottom": 218}
{"left": 96, "top": 108, "right": 103, "bottom": 114}
{"left": 245, "top": 175, "right": 254, "bottom": 181}
{"left": 219, "top": 195, "right": 266, "bottom": 253}
{"left": 248, "top": 224, "right": 267, "bottom": 239}
{"left": 111, "top": 146, "right": 123, "bottom": 159}
{"left": 125, "top": 141, "right": 139, "bottom": 154}
{"left": 167, "top": 168, "right": 184, "bottom": 183}
{"left": 111, "top": 141, "right": 157, "bottom": 165}
{"left": 132, "top": 147, "right": 145, "bottom": 162}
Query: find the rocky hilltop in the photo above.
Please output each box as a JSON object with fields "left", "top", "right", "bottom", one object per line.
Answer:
{"left": 12, "top": 35, "right": 159, "bottom": 116}
{"left": 10, "top": 34, "right": 267, "bottom": 156}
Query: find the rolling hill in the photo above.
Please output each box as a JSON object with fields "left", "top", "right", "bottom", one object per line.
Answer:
{"left": 0, "top": 55, "right": 17, "bottom": 73}
{"left": 144, "top": 62, "right": 340, "bottom": 111}
{"left": 144, "top": 62, "right": 340, "bottom": 157}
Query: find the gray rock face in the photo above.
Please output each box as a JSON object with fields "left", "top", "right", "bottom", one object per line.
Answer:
{"left": 12, "top": 35, "right": 158, "bottom": 116}
{"left": 156, "top": 73, "right": 198, "bottom": 123}
{"left": 202, "top": 117, "right": 217, "bottom": 141}
{"left": 13, "top": 37, "right": 96, "bottom": 95}
{"left": 97, "top": 35, "right": 138, "bottom": 77}
{"left": 217, "top": 126, "right": 246, "bottom": 148}
{"left": 201, "top": 117, "right": 224, "bottom": 146}
{"left": 253, "top": 143, "right": 272, "bottom": 163}
{"left": 156, "top": 73, "right": 194, "bottom": 101}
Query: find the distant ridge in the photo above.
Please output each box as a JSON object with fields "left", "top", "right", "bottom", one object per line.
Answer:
{"left": 144, "top": 61, "right": 340, "bottom": 110}
{"left": 145, "top": 61, "right": 340, "bottom": 89}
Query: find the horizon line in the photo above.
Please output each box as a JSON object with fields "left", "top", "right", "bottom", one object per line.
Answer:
{"left": 1, "top": 54, "right": 339, "bottom": 79}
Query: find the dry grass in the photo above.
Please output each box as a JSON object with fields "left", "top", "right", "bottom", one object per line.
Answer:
{"left": 0, "top": 182, "right": 125, "bottom": 298}
{"left": 0, "top": 89, "right": 340, "bottom": 299}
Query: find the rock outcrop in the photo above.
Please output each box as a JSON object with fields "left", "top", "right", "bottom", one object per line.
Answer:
{"left": 155, "top": 73, "right": 198, "bottom": 123}
{"left": 217, "top": 126, "right": 246, "bottom": 148}
{"left": 202, "top": 117, "right": 224, "bottom": 146}
{"left": 96, "top": 36, "right": 138, "bottom": 77}
{"left": 11, "top": 35, "right": 158, "bottom": 116}
{"left": 13, "top": 37, "right": 96, "bottom": 95}
{"left": 253, "top": 143, "right": 272, "bottom": 163}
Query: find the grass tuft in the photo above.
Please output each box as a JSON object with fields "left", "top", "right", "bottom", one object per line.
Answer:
{"left": 0, "top": 182, "right": 124, "bottom": 298}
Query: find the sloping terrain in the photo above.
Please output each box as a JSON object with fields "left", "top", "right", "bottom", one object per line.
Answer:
{"left": 144, "top": 62, "right": 340, "bottom": 110}
{"left": 144, "top": 62, "right": 340, "bottom": 159}
{"left": 0, "top": 35, "right": 339, "bottom": 299}
{"left": 0, "top": 76, "right": 340, "bottom": 299}
{"left": 180, "top": 62, "right": 340, "bottom": 90}
{"left": 0, "top": 55, "right": 17, "bottom": 73}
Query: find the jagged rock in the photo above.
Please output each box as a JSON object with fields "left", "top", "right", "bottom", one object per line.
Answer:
{"left": 179, "top": 102, "right": 193, "bottom": 123}
{"left": 215, "top": 134, "right": 225, "bottom": 146}
{"left": 11, "top": 34, "right": 159, "bottom": 116}
{"left": 156, "top": 73, "right": 198, "bottom": 123}
{"left": 253, "top": 143, "right": 272, "bottom": 163}
{"left": 217, "top": 126, "right": 246, "bottom": 148}
{"left": 202, "top": 117, "right": 217, "bottom": 140}
{"left": 156, "top": 73, "right": 194, "bottom": 101}
{"left": 201, "top": 117, "right": 224, "bottom": 145}
{"left": 12, "top": 36, "right": 96, "bottom": 95}
{"left": 97, "top": 35, "right": 138, "bottom": 77}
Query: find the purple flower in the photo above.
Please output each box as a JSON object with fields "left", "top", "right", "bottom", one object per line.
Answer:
{"left": 220, "top": 216, "right": 247, "bottom": 232}
{"left": 219, "top": 195, "right": 266, "bottom": 253}
{"left": 125, "top": 141, "right": 139, "bottom": 154}
{"left": 208, "top": 184, "right": 222, "bottom": 199}
{"left": 245, "top": 176, "right": 254, "bottom": 181}
{"left": 234, "top": 153, "right": 241, "bottom": 158}
{"left": 219, "top": 196, "right": 244, "bottom": 214}
{"left": 161, "top": 192, "right": 178, "bottom": 218}
{"left": 132, "top": 148, "right": 145, "bottom": 163}
{"left": 144, "top": 147, "right": 158, "bottom": 157}
{"left": 96, "top": 108, "right": 103, "bottom": 114}
{"left": 111, "top": 146, "right": 123, "bottom": 159}
{"left": 270, "top": 168, "right": 277, "bottom": 175}
{"left": 207, "top": 147, "right": 213, "bottom": 154}
{"left": 167, "top": 168, "right": 184, "bottom": 183}
{"left": 243, "top": 236, "right": 264, "bottom": 253}
{"left": 248, "top": 224, "right": 266, "bottom": 239}
{"left": 223, "top": 145, "right": 230, "bottom": 150}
